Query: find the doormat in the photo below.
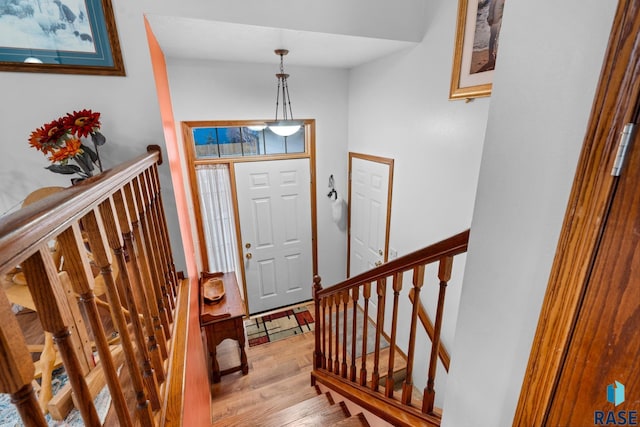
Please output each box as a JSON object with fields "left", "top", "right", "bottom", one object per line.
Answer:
{"left": 245, "top": 306, "right": 315, "bottom": 347}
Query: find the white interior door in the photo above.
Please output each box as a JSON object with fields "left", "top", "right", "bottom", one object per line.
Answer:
{"left": 235, "top": 158, "right": 313, "bottom": 314}
{"left": 348, "top": 156, "right": 392, "bottom": 278}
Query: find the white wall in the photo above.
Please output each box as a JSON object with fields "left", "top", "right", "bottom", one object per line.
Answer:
{"left": 145, "top": 0, "right": 427, "bottom": 42}
{"left": 166, "top": 58, "right": 349, "bottom": 288}
{"left": 347, "top": 0, "right": 489, "bottom": 404}
{"left": 441, "top": 1, "right": 617, "bottom": 426}
{"left": 0, "top": 1, "right": 187, "bottom": 271}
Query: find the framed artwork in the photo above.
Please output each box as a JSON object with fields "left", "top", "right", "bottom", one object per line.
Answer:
{"left": 449, "top": 0, "right": 505, "bottom": 100}
{"left": 0, "top": 0, "right": 124, "bottom": 75}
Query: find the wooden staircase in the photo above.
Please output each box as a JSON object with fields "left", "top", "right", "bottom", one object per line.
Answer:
{"left": 214, "top": 387, "right": 369, "bottom": 427}
{"left": 210, "top": 332, "right": 372, "bottom": 426}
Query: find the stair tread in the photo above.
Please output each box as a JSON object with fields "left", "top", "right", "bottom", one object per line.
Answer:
{"left": 224, "top": 393, "right": 334, "bottom": 427}
{"left": 280, "top": 400, "right": 351, "bottom": 427}
{"left": 211, "top": 370, "right": 320, "bottom": 423}
{"left": 332, "top": 413, "right": 371, "bottom": 427}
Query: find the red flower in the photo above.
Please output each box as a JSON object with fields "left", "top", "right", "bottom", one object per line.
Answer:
{"left": 63, "top": 109, "right": 101, "bottom": 137}
{"left": 48, "top": 138, "right": 83, "bottom": 163}
{"left": 29, "top": 109, "right": 106, "bottom": 179}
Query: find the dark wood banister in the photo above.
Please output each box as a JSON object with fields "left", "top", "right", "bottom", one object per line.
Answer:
{"left": 409, "top": 288, "right": 451, "bottom": 372}
{"left": 312, "top": 229, "right": 469, "bottom": 427}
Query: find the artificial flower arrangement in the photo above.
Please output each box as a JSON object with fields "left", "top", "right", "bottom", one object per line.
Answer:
{"left": 29, "top": 109, "right": 106, "bottom": 180}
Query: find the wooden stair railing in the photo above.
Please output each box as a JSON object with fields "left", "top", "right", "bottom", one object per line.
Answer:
{"left": 0, "top": 146, "right": 189, "bottom": 426}
{"left": 409, "top": 288, "right": 450, "bottom": 372}
{"left": 311, "top": 229, "right": 469, "bottom": 427}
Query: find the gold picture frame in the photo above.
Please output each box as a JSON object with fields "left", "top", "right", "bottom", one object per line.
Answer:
{"left": 450, "top": 0, "right": 504, "bottom": 100}
{"left": 0, "top": 0, "right": 124, "bottom": 76}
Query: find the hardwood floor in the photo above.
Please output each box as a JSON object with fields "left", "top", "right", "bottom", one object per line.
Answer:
{"left": 210, "top": 331, "right": 316, "bottom": 422}
{"left": 209, "top": 323, "right": 370, "bottom": 426}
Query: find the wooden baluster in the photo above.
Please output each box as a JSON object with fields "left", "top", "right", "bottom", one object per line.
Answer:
{"left": 112, "top": 190, "right": 166, "bottom": 384}
{"left": 402, "top": 265, "right": 425, "bottom": 405}
{"left": 58, "top": 223, "right": 134, "bottom": 427}
{"left": 349, "top": 287, "right": 359, "bottom": 382}
{"left": 140, "top": 171, "right": 173, "bottom": 325}
{"left": 22, "top": 247, "right": 101, "bottom": 426}
{"left": 313, "top": 276, "right": 323, "bottom": 370}
{"left": 334, "top": 292, "right": 341, "bottom": 374}
{"left": 423, "top": 256, "right": 453, "bottom": 414}
{"left": 371, "top": 278, "right": 386, "bottom": 391}
{"left": 98, "top": 197, "right": 162, "bottom": 410}
{"left": 386, "top": 271, "right": 404, "bottom": 397}
{"left": 359, "top": 282, "right": 371, "bottom": 387}
{"left": 148, "top": 167, "right": 178, "bottom": 302}
{"left": 82, "top": 209, "right": 156, "bottom": 427}
{"left": 124, "top": 181, "right": 169, "bottom": 361}
{"left": 0, "top": 287, "right": 47, "bottom": 427}
{"left": 11, "top": 383, "right": 48, "bottom": 427}
{"left": 321, "top": 296, "right": 327, "bottom": 369}
{"left": 38, "top": 332, "right": 55, "bottom": 412}
{"left": 135, "top": 175, "right": 171, "bottom": 341}
{"left": 341, "top": 291, "right": 349, "bottom": 378}
{"left": 327, "top": 294, "right": 333, "bottom": 373}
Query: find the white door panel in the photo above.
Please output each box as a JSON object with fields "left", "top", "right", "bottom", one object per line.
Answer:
{"left": 349, "top": 156, "right": 391, "bottom": 279}
{"left": 235, "top": 158, "right": 313, "bottom": 314}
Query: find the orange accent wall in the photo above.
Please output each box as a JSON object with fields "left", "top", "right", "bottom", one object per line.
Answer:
{"left": 145, "top": 17, "right": 210, "bottom": 426}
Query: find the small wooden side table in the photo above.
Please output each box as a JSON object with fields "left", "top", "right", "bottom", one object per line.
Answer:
{"left": 199, "top": 272, "right": 249, "bottom": 383}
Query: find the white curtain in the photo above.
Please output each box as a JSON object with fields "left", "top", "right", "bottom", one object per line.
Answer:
{"left": 196, "top": 164, "right": 238, "bottom": 273}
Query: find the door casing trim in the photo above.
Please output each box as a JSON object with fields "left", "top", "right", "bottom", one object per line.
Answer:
{"left": 181, "top": 119, "right": 318, "bottom": 315}
{"left": 513, "top": 1, "right": 640, "bottom": 424}
{"left": 347, "top": 152, "right": 394, "bottom": 278}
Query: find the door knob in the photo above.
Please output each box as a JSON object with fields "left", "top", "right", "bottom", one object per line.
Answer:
{"left": 378, "top": 249, "right": 383, "bottom": 256}
{"left": 245, "top": 243, "right": 251, "bottom": 249}
{"left": 375, "top": 261, "right": 382, "bottom": 267}
{"left": 246, "top": 253, "right": 253, "bottom": 259}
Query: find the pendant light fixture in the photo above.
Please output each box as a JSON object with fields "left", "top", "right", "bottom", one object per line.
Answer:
{"left": 266, "top": 49, "right": 303, "bottom": 137}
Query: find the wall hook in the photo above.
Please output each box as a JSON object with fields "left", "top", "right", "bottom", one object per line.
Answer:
{"left": 327, "top": 174, "right": 338, "bottom": 200}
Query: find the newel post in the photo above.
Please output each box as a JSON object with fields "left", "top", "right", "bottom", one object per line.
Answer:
{"left": 312, "top": 275, "right": 323, "bottom": 371}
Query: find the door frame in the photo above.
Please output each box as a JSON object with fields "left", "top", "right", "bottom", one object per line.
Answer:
{"left": 513, "top": 1, "right": 640, "bottom": 424}
{"left": 347, "top": 152, "right": 394, "bottom": 278}
{"left": 181, "top": 119, "right": 318, "bottom": 314}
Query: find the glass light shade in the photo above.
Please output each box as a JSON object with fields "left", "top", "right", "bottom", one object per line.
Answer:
{"left": 267, "top": 120, "right": 303, "bottom": 137}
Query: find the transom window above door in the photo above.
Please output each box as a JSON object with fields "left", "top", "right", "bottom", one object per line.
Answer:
{"left": 191, "top": 125, "right": 305, "bottom": 159}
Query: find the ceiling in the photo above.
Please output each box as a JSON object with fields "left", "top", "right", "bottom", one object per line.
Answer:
{"left": 146, "top": 15, "right": 418, "bottom": 69}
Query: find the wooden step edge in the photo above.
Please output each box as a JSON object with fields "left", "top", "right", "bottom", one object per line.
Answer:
{"left": 333, "top": 413, "right": 371, "bottom": 427}
{"left": 281, "top": 400, "right": 351, "bottom": 427}
{"left": 254, "top": 393, "right": 336, "bottom": 427}
{"left": 312, "top": 370, "right": 441, "bottom": 427}
{"left": 211, "top": 372, "right": 320, "bottom": 423}
{"left": 217, "top": 393, "right": 333, "bottom": 427}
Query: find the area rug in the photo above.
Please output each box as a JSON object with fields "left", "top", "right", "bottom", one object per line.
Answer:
{"left": 0, "top": 367, "right": 112, "bottom": 426}
{"left": 245, "top": 306, "right": 315, "bottom": 347}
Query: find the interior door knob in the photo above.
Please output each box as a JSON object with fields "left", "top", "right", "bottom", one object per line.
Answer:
{"left": 378, "top": 249, "right": 383, "bottom": 256}
{"left": 375, "top": 261, "right": 382, "bottom": 267}
{"left": 246, "top": 253, "right": 252, "bottom": 259}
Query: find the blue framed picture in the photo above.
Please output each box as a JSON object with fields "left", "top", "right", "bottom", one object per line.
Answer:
{"left": 0, "top": 0, "right": 124, "bottom": 75}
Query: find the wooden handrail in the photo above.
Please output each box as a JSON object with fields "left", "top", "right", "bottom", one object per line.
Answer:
{"left": 317, "top": 230, "right": 469, "bottom": 298}
{"left": 0, "top": 147, "right": 161, "bottom": 269}
{"left": 409, "top": 288, "right": 450, "bottom": 372}
{"left": 312, "top": 229, "right": 469, "bottom": 426}
{"left": 0, "top": 146, "right": 194, "bottom": 426}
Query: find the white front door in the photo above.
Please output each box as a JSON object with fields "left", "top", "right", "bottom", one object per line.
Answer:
{"left": 235, "top": 158, "right": 313, "bottom": 314}
{"left": 348, "top": 155, "right": 392, "bottom": 278}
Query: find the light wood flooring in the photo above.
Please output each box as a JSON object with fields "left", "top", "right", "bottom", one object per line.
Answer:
{"left": 209, "top": 326, "right": 370, "bottom": 426}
